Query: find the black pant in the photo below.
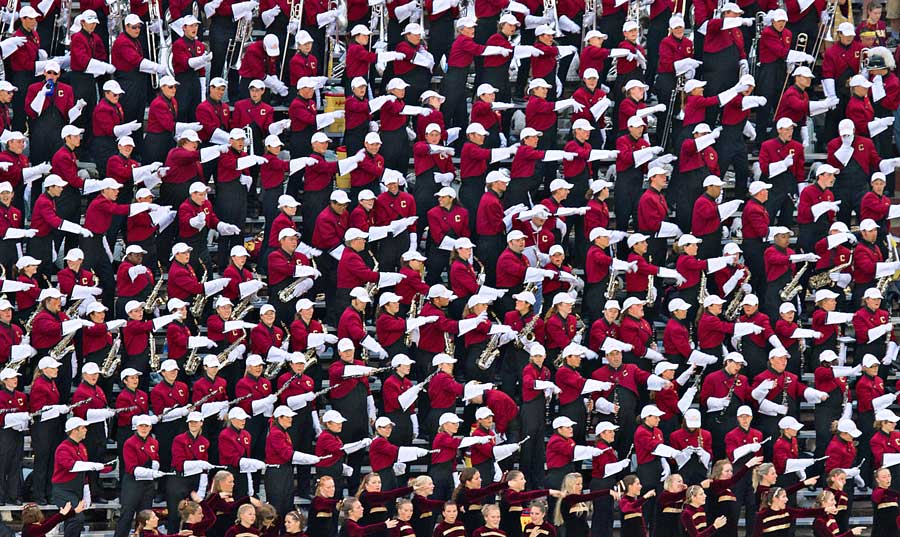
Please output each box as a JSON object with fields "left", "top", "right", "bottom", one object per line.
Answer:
{"left": 114, "top": 475, "right": 154, "bottom": 537}
{"left": 765, "top": 172, "right": 796, "bottom": 228}
{"left": 214, "top": 180, "right": 248, "bottom": 270}
{"left": 614, "top": 168, "right": 643, "bottom": 231}
{"left": 0, "top": 429, "right": 23, "bottom": 502}
{"left": 175, "top": 71, "right": 203, "bottom": 124}
{"left": 53, "top": 483, "right": 87, "bottom": 537}
{"left": 519, "top": 398, "right": 546, "bottom": 489}
{"left": 264, "top": 463, "right": 296, "bottom": 518}
{"left": 31, "top": 417, "right": 61, "bottom": 502}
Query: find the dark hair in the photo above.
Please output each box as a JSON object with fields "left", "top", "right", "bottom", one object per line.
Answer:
{"left": 451, "top": 468, "right": 480, "bottom": 502}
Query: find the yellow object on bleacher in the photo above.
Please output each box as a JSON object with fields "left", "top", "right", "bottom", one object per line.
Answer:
{"left": 323, "top": 91, "right": 346, "bottom": 135}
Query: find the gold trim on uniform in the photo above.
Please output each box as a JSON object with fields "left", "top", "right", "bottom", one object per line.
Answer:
{"left": 718, "top": 495, "right": 736, "bottom": 502}
{"left": 763, "top": 524, "right": 791, "bottom": 533}
{"left": 877, "top": 502, "right": 899, "bottom": 509}
{"left": 663, "top": 507, "right": 683, "bottom": 513}
{"left": 762, "top": 513, "right": 789, "bottom": 524}
{"left": 509, "top": 506, "right": 523, "bottom": 512}
{"left": 624, "top": 513, "right": 642, "bottom": 520}
{"left": 316, "top": 512, "right": 333, "bottom": 518}
{"left": 370, "top": 507, "right": 388, "bottom": 513}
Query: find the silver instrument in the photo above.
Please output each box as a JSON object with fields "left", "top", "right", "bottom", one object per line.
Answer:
{"left": 224, "top": 3, "right": 257, "bottom": 75}
{"left": 149, "top": 332, "right": 160, "bottom": 371}
{"left": 280, "top": 0, "right": 304, "bottom": 80}
{"left": 217, "top": 333, "right": 247, "bottom": 367}
{"left": 190, "top": 260, "right": 209, "bottom": 318}
{"left": 476, "top": 333, "right": 502, "bottom": 370}
{"left": 543, "top": 0, "right": 562, "bottom": 37}
{"left": 779, "top": 262, "right": 809, "bottom": 302}
{"left": 100, "top": 334, "right": 122, "bottom": 378}
{"left": 0, "top": 0, "right": 17, "bottom": 41}
{"left": 51, "top": 0, "right": 73, "bottom": 53}
{"left": 147, "top": 0, "right": 172, "bottom": 89}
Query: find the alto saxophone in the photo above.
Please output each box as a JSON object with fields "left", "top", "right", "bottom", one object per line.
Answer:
{"left": 50, "top": 331, "right": 77, "bottom": 360}
{"left": 100, "top": 334, "right": 122, "bottom": 378}
{"left": 605, "top": 270, "right": 620, "bottom": 300}
{"left": 779, "top": 262, "right": 809, "bottom": 302}
{"left": 184, "top": 347, "right": 202, "bottom": 375}
{"left": 476, "top": 333, "right": 502, "bottom": 370}
{"left": 697, "top": 271, "right": 709, "bottom": 309}
{"left": 190, "top": 260, "right": 209, "bottom": 318}
{"left": 24, "top": 303, "right": 44, "bottom": 332}
{"left": 143, "top": 263, "right": 166, "bottom": 314}
{"left": 724, "top": 269, "right": 751, "bottom": 321}
{"left": 404, "top": 293, "right": 425, "bottom": 346}
{"left": 363, "top": 251, "right": 380, "bottom": 300}
{"left": 217, "top": 333, "right": 247, "bottom": 367}
{"left": 645, "top": 256, "right": 656, "bottom": 304}
{"left": 232, "top": 275, "right": 261, "bottom": 318}
{"left": 65, "top": 271, "right": 98, "bottom": 318}
{"left": 808, "top": 254, "right": 853, "bottom": 291}
{"left": 516, "top": 312, "right": 540, "bottom": 349}
{"left": 443, "top": 331, "right": 455, "bottom": 355}
{"left": 264, "top": 325, "right": 291, "bottom": 378}
{"left": 149, "top": 332, "right": 160, "bottom": 371}
{"left": 278, "top": 259, "right": 318, "bottom": 303}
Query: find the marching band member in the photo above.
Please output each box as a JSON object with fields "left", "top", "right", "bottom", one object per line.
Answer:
{"left": 703, "top": 353, "right": 752, "bottom": 458}
{"left": 113, "top": 415, "right": 161, "bottom": 537}
{"left": 53, "top": 417, "right": 109, "bottom": 537}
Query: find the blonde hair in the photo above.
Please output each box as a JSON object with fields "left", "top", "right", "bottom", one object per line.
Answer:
{"left": 207, "top": 470, "right": 234, "bottom": 499}
{"left": 752, "top": 463, "right": 775, "bottom": 491}
{"left": 412, "top": 475, "right": 433, "bottom": 495}
{"left": 553, "top": 472, "right": 588, "bottom": 526}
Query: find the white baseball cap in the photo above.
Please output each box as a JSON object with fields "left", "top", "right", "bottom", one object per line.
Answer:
{"left": 263, "top": 34, "right": 280, "bottom": 56}
{"left": 640, "top": 405, "right": 665, "bottom": 418}
{"left": 778, "top": 416, "right": 803, "bottom": 430}
{"left": 552, "top": 416, "right": 577, "bottom": 428}
{"left": 102, "top": 80, "right": 125, "bottom": 94}
{"left": 475, "top": 407, "right": 494, "bottom": 420}
{"left": 836, "top": 419, "right": 861, "bottom": 438}
{"left": 439, "top": 413, "right": 463, "bottom": 425}
{"left": 749, "top": 181, "right": 772, "bottom": 195}
{"left": 228, "top": 407, "right": 250, "bottom": 420}
{"left": 65, "top": 417, "right": 89, "bottom": 431}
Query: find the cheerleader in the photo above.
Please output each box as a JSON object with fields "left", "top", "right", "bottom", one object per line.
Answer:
{"left": 680, "top": 485, "right": 726, "bottom": 537}
{"left": 473, "top": 504, "right": 506, "bottom": 537}
{"left": 134, "top": 510, "right": 191, "bottom": 537}
{"left": 522, "top": 500, "right": 556, "bottom": 537}
{"left": 357, "top": 472, "right": 413, "bottom": 527}
{"left": 500, "top": 471, "right": 560, "bottom": 537}
{"left": 203, "top": 471, "right": 262, "bottom": 537}
{"left": 617, "top": 474, "right": 654, "bottom": 537}
{"left": 179, "top": 496, "right": 217, "bottom": 537}
{"left": 708, "top": 456, "right": 763, "bottom": 537}
{"left": 22, "top": 501, "right": 84, "bottom": 537}
{"left": 871, "top": 467, "right": 900, "bottom": 537}
{"left": 824, "top": 470, "right": 851, "bottom": 533}
{"left": 394, "top": 499, "right": 416, "bottom": 537}
{"left": 339, "top": 497, "right": 399, "bottom": 537}
{"left": 752, "top": 463, "right": 818, "bottom": 508}
{"left": 309, "top": 477, "right": 341, "bottom": 537}
{"left": 753, "top": 487, "right": 829, "bottom": 537}
{"left": 282, "top": 511, "right": 306, "bottom": 537}
{"left": 411, "top": 476, "right": 445, "bottom": 537}
{"left": 451, "top": 468, "right": 507, "bottom": 534}
{"left": 432, "top": 502, "right": 465, "bottom": 537}
{"left": 223, "top": 504, "right": 260, "bottom": 537}
{"left": 653, "top": 474, "right": 688, "bottom": 537}
{"left": 553, "top": 472, "right": 615, "bottom": 537}
{"left": 256, "top": 503, "right": 279, "bottom": 537}
{"left": 812, "top": 490, "right": 864, "bottom": 537}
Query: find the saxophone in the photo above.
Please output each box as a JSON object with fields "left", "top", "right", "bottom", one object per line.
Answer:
{"left": 697, "top": 271, "right": 709, "bottom": 309}
{"left": 724, "top": 269, "right": 751, "bottom": 321}
{"left": 278, "top": 259, "right": 318, "bottom": 303}
{"left": 232, "top": 274, "right": 261, "bottom": 319}
{"left": 476, "top": 333, "right": 502, "bottom": 370}
{"left": 149, "top": 332, "right": 160, "bottom": 371}
{"left": 363, "top": 251, "right": 380, "bottom": 300}
{"left": 190, "top": 260, "right": 209, "bottom": 318}
{"left": 780, "top": 375, "right": 791, "bottom": 408}
{"left": 443, "top": 332, "right": 455, "bottom": 355}
{"left": 877, "top": 238, "right": 899, "bottom": 293}
{"left": 217, "top": 333, "right": 247, "bottom": 366}
{"left": 24, "top": 303, "right": 44, "bottom": 332}
{"left": 100, "top": 334, "right": 122, "bottom": 378}
{"left": 143, "top": 263, "right": 166, "bottom": 314}
{"left": 49, "top": 331, "right": 77, "bottom": 360}
{"left": 264, "top": 325, "right": 290, "bottom": 378}
{"left": 404, "top": 293, "right": 425, "bottom": 346}
{"left": 779, "top": 262, "right": 809, "bottom": 302}
{"left": 645, "top": 256, "right": 656, "bottom": 304}
{"left": 809, "top": 254, "right": 853, "bottom": 291}
{"left": 65, "top": 271, "right": 98, "bottom": 318}
{"left": 516, "top": 312, "right": 541, "bottom": 349}
{"left": 184, "top": 347, "right": 202, "bottom": 375}
{"left": 605, "top": 270, "right": 620, "bottom": 300}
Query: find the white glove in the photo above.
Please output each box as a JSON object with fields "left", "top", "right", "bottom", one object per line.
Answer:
{"left": 216, "top": 222, "right": 241, "bottom": 236}
{"left": 189, "top": 212, "right": 206, "bottom": 230}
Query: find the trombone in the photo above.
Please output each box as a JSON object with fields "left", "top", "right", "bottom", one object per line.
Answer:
{"left": 279, "top": 0, "right": 304, "bottom": 81}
